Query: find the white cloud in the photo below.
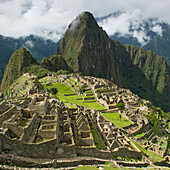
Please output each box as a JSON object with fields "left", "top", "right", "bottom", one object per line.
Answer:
{"left": 0, "top": 0, "right": 169, "bottom": 42}
{"left": 25, "top": 40, "right": 34, "bottom": 48}
{"left": 152, "top": 25, "right": 162, "bottom": 36}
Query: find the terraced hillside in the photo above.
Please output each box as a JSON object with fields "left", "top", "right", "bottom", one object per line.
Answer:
{"left": 0, "top": 73, "right": 169, "bottom": 169}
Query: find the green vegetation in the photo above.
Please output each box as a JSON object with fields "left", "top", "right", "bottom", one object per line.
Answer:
{"left": 132, "top": 140, "right": 163, "bottom": 162}
{"left": 47, "top": 87, "right": 58, "bottom": 94}
{"left": 90, "top": 122, "right": 107, "bottom": 150}
{"left": 74, "top": 166, "right": 98, "bottom": 170}
{"left": 19, "top": 118, "right": 29, "bottom": 127}
{"left": 134, "top": 132, "right": 146, "bottom": 138}
{"left": 41, "top": 53, "right": 73, "bottom": 73}
{"left": 116, "top": 103, "right": 125, "bottom": 110}
{"left": 40, "top": 79, "right": 105, "bottom": 110}
{"left": 0, "top": 47, "right": 49, "bottom": 92}
{"left": 125, "top": 44, "right": 170, "bottom": 111}
{"left": 101, "top": 112, "right": 132, "bottom": 128}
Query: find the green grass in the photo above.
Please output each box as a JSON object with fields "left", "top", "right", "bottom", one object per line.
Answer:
{"left": 74, "top": 166, "right": 98, "bottom": 170}
{"left": 101, "top": 112, "right": 132, "bottom": 128}
{"left": 132, "top": 140, "right": 163, "bottom": 162}
{"left": 41, "top": 81, "right": 105, "bottom": 110}
{"left": 90, "top": 122, "right": 107, "bottom": 150}
{"left": 135, "top": 132, "right": 146, "bottom": 138}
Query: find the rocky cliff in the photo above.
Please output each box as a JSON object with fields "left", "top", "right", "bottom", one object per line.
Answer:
{"left": 56, "top": 12, "right": 124, "bottom": 87}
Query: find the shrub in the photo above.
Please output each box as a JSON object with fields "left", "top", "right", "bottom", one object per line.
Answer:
{"left": 116, "top": 103, "right": 125, "bottom": 110}
{"left": 50, "top": 87, "right": 58, "bottom": 94}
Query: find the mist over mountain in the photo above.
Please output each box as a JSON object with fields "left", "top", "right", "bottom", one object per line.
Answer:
{"left": 97, "top": 12, "right": 170, "bottom": 64}
{"left": 0, "top": 11, "right": 170, "bottom": 111}
{"left": 53, "top": 11, "right": 170, "bottom": 111}
{"left": 0, "top": 34, "right": 59, "bottom": 83}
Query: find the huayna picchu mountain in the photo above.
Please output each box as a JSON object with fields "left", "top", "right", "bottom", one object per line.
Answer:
{"left": 1, "top": 12, "right": 170, "bottom": 111}
{"left": 0, "top": 47, "right": 49, "bottom": 91}
{"left": 56, "top": 12, "right": 124, "bottom": 87}
{"left": 54, "top": 11, "right": 170, "bottom": 111}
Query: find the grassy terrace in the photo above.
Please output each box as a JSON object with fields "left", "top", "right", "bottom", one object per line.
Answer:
{"left": 40, "top": 79, "right": 105, "bottom": 110}
{"left": 134, "top": 132, "right": 146, "bottom": 138}
{"left": 101, "top": 112, "right": 132, "bottom": 129}
{"left": 90, "top": 122, "right": 107, "bottom": 150}
{"left": 132, "top": 140, "right": 163, "bottom": 162}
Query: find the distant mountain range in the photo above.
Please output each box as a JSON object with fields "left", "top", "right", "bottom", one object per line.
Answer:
{"left": 1, "top": 12, "right": 169, "bottom": 111}
{"left": 97, "top": 12, "right": 170, "bottom": 65}
{"left": 0, "top": 12, "right": 170, "bottom": 85}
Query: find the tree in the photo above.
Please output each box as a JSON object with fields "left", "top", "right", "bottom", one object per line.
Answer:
{"left": 116, "top": 103, "right": 125, "bottom": 110}
{"left": 50, "top": 87, "right": 58, "bottom": 94}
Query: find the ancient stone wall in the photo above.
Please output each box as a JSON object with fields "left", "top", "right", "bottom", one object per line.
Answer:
{"left": 20, "top": 113, "right": 40, "bottom": 143}
{"left": 111, "top": 147, "right": 142, "bottom": 159}
{"left": 76, "top": 147, "right": 111, "bottom": 159}
{"left": 0, "top": 133, "right": 76, "bottom": 158}
{"left": 0, "top": 101, "right": 9, "bottom": 114}
{"left": 0, "top": 106, "right": 16, "bottom": 126}
{"left": 132, "top": 123, "right": 152, "bottom": 135}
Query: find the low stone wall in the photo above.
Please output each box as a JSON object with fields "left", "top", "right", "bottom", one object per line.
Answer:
{"left": 111, "top": 147, "right": 142, "bottom": 159}
{"left": 76, "top": 147, "right": 111, "bottom": 159}
{"left": 0, "top": 106, "right": 16, "bottom": 126}
{"left": 0, "top": 101, "right": 9, "bottom": 114}
{"left": 76, "top": 146, "right": 142, "bottom": 160}
{"left": 154, "top": 160, "right": 170, "bottom": 167}
{"left": 64, "top": 94, "right": 76, "bottom": 96}
{"left": 117, "top": 161, "right": 149, "bottom": 167}
{"left": 0, "top": 156, "right": 108, "bottom": 169}
{"left": 83, "top": 97, "right": 95, "bottom": 100}
{"left": 0, "top": 133, "right": 76, "bottom": 159}
{"left": 132, "top": 123, "right": 152, "bottom": 135}
{"left": 20, "top": 113, "right": 40, "bottom": 143}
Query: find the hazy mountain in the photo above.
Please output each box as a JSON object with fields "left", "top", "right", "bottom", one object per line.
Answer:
{"left": 0, "top": 35, "right": 59, "bottom": 83}
{"left": 97, "top": 12, "right": 170, "bottom": 65}
{"left": 0, "top": 12, "right": 170, "bottom": 111}
{"left": 54, "top": 12, "right": 170, "bottom": 111}
{"left": 0, "top": 47, "right": 49, "bottom": 92}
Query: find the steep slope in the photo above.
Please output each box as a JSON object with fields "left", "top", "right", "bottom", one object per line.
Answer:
{"left": 54, "top": 11, "right": 170, "bottom": 111}
{"left": 56, "top": 12, "right": 124, "bottom": 86}
{"left": 97, "top": 13, "right": 170, "bottom": 65}
{"left": 0, "top": 47, "right": 49, "bottom": 92}
{"left": 0, "top": 34, "right": 59, "bottom": 84}
{"left": 41, "top": 53, "right": 73, "bottom": 73}
{"left": 125, "top": 44, "right": 170, "bottom": 109}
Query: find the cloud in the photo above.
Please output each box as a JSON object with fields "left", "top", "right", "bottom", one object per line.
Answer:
{"left": 25, "top": 40, "right": 34, "bottom": 48}
{"left": 98, "top": 9, "right": 164, "bottom": 46}
{"left": 0, "top": 0, "right": 169, "bottom": 42}
{"left": 152, "top": 25, "right": 162, "bottom": 36}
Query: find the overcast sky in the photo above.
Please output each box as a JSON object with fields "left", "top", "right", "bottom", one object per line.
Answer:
{"left": 0, "top": 0, "right": 169, "bottom": 42}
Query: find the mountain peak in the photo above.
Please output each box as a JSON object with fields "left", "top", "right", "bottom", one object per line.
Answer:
{"left": 0, "top": 47, "right": 38, "bottom": 91}
{"left": 68, "top": 11, "right": 98, "bottom": 32}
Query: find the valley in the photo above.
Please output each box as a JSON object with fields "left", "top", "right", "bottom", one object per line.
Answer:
{"left": 0, "top": 73, "right": 169, "bottom": 169}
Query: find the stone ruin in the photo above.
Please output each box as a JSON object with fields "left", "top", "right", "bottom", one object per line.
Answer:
{"left": 2, "top": 73, "right": 169, "bottom": 168}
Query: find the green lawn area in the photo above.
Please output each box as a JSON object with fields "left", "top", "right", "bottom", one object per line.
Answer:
{"left": 90, "top": 122, "right": 107, "bottom": 150}
{"left": 74, "top": 166, "right": 98, "bottom": 170}
{"left": 101, "top": 112, "right": 132, "bottom": 128}
{"left": 41, "top": 81, "right": 105, "bottom": 110}
{"left": 134, "top": 132, "right": 146, "bottom": 138}
{"left": 132, "top": 140, "right": 163, "bottom": 162}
